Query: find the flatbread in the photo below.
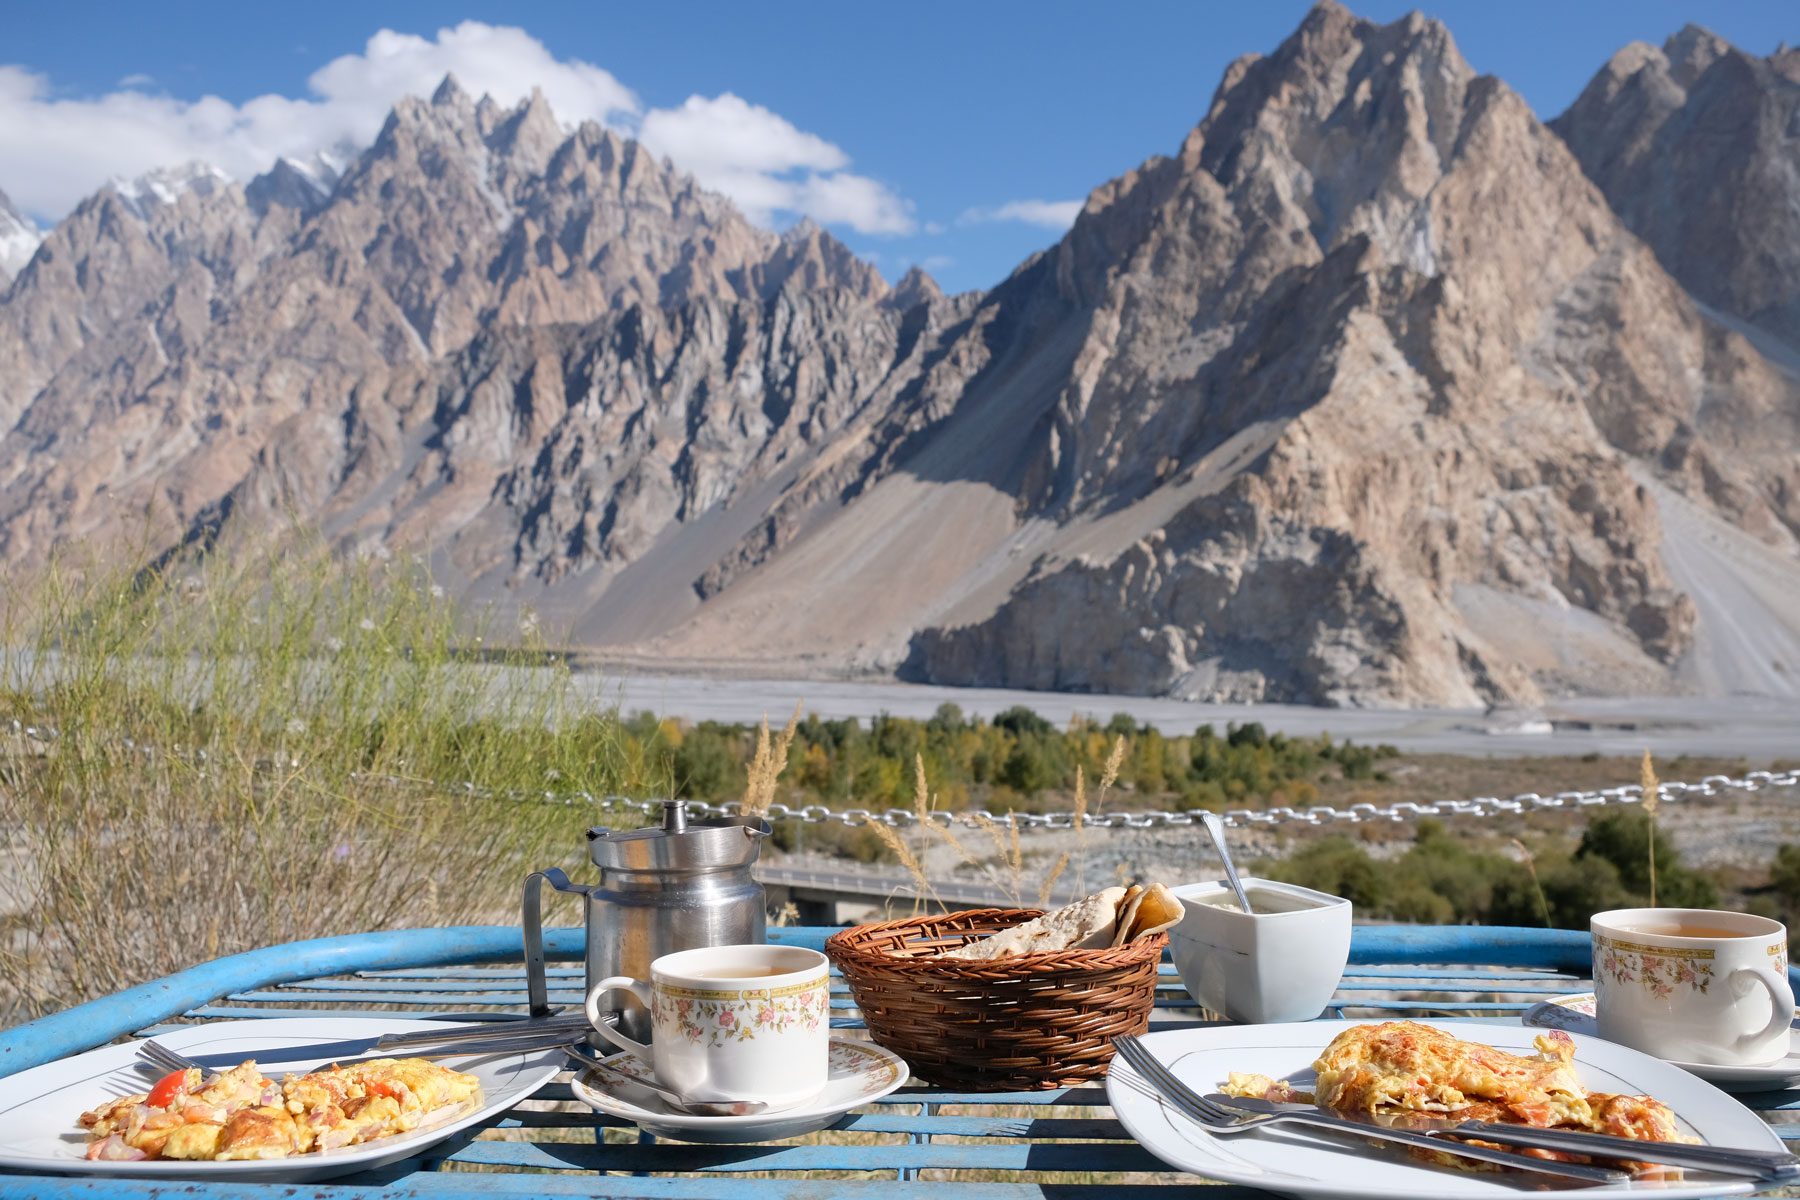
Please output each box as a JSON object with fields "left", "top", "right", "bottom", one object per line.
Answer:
{"left": 1118, "top": 882, "right": 1183, "bottom": 942}
{"left": 1109, "top": 886, "right": 1145, "bottom": 947}
{"left": 942, "top": 888, "right": 1128, "bottom": 959}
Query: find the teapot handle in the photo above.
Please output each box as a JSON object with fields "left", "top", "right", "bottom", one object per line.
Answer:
{"left": 522, "top": 868, "right": 588, "bottom": 1018}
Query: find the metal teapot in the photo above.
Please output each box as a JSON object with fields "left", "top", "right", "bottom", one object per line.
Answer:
{"left": 522, "top": 799, "right": 770, "bottom": 1045}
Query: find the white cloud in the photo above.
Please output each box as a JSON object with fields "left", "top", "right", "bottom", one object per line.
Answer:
{"left": 921, "top": 255, "right": 954, "bottom": 271}
{"left": 0, "top": 24, "right": 635, "bottom": 219}
{"left": 791, "top": 171, "right": 913, "bottom": 235}
{"left": 959, "top": 198, "right": 1084, "bottom": 231}
{"left": 638, "top": 93, "right": 912, "bottom": 235}
{"left": 0, "top": 23, "right": 915, "bottom": 237}
{"left": 639, "top": 94, "right": 845, "bottom": 178}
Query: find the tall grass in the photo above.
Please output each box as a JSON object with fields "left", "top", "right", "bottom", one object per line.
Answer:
{"left": 0, "top": 537, "right": 644, "bottom": 1022}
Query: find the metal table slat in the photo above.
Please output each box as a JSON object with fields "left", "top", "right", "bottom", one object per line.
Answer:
{"left": 224, "top": 988, "right": 865, "bottom": 1006}
{"left": 1340, "top": 966, "right": 1585, "bottom": 981}
{"left": 356, "top": 967, "right": 588, "bottom": 979}
{"left": 443, "top": 1138, "right": 1176, "bottom": 1174}
{"left": 11, "top": 1179, "right": 1256, "bottom": 1200}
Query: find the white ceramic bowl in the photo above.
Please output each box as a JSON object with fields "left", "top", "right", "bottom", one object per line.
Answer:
{"left": 1168, "top": 878, "right": 1352, "bottom": 1023}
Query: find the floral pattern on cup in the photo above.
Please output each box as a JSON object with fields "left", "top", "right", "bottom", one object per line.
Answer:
{"left": 832, "top": 1041, "right": 904, "bottom": 1095}
{"left": 1596, "top": 934, "right": 1717, "bottom": 998}
{"left": 653, "top": 979, "right": 827, "bottom": 1047}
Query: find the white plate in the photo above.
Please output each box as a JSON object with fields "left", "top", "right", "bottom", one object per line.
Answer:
{"left": 1523, "top": 992, "right": 1800, "bottom": 1092}
{"left": 0, "top": 1017, "right": 565, "bottom": 1182}
{"left": 1107, "top": 1020, "right": 1784, "bottom": 1200}
{"left": 571, "top": 1037, "right": 908, "bottom": 1143}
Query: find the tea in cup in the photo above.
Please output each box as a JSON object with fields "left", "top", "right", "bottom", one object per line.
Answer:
{"left": 1592, "top": 908, "right": 1793, "bottom": 1066}
{"left": 585, "top": 944, "right": 829, "bottom": 1110}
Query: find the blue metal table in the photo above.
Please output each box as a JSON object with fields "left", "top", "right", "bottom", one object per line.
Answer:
{"left": 1, "top": 925, "right": 1794, "bottom": 1198}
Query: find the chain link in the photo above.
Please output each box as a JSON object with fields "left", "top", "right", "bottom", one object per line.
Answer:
{"left": 8, "top": 718, "right": 1794, "bottom": 831}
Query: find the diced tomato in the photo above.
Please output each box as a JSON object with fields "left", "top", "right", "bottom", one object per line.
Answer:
{"left": 146, "top": 1069, "right": 188, "bottom": 1108}
{"left": 364, "top": 1079, "right": 403, "bottom": 1101}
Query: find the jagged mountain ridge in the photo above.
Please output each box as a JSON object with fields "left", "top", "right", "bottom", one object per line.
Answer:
{"left": 0, "top": 75, "right": 888, "bottom": 564}
{"left": 2, "top": 3, "right": 1797, "bottom": 707}
{"left": 1554, "top": 27, "right": 1800, "bottom": 347}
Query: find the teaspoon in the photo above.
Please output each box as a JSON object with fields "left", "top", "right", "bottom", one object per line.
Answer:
{"left": 563, "top": 1043, "right": 769, "bottom": 1117}
{"left": 1200, "top": 811, "right": 1255, "bottom": 914}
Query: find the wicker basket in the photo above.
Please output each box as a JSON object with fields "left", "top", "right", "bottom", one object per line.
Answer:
{"left": 825, "top": 907, "right": 1167, "bottom": 1090}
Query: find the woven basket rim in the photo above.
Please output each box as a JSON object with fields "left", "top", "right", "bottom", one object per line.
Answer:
{"left": 825, "top": 906, "right": 1168, "bottom": 970}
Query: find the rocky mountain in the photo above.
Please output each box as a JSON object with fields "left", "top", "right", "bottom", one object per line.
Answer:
{"left": 891, "top": 4, "right": 1800, "bottom": 705}
{"left": 1554, "top": 28, "right": 1800, "bottom": 348}
{"left": 0, "top": 189, "right": 40, "bottom": 285}
{"left": 0, "top": 76, "right": 886, "bottom": 563}
{"left": 1, "top": 3, "right": 1797, "bottom": 707}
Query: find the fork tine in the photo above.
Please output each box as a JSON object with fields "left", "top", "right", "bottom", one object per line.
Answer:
{"left": 138, "top": 1041, "right": 175, "bottom": 1067}
{"left": 1115, "top": 1036, "right": 1235, "bottom": 1124}
{"left": 139, "top": 1039, "right": 201, "bottom": 1073}
{"left": 1116, "top": 1043, "right": 1245, "bottom": 1129}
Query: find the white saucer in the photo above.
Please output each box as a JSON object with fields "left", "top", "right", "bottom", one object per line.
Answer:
{"left": 570, "top": 1038, "right": 909, "bottom": 1143}
{"left": 1522, "top": 993, "right": 1800, "bottom": 1092}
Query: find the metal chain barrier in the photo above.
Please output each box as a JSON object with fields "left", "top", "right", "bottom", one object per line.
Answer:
{"left": 8, "top": 718, "right": 1795, "bottom": 830}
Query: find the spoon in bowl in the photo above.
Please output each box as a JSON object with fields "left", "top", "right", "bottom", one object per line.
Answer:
{"left": 1200, "top": 811, "right": 1255, "bottom": 915}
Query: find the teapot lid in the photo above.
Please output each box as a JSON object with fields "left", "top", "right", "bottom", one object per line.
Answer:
{"left": 587, "top": 799, "right": 768, "bottom": 872}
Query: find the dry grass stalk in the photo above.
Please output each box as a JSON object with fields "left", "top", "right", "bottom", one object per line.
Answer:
{"left": 865, "top": 820, "right": 941, "bottom": 915}
{"left": 1038, "top": 852, "right": 1070, "bottom": 908}
{"left": 1008, "top": 816, "right": 1024, "bottom": 894}
{"left": 971, "top": 811, "right": 1025, "bottom": 907}
{"left": 1071, "top": 764, "right": 1089, "bottom": 895}
{"left": 912, "top": 754, "right": 1014, "bottom": 902}
{"left": 741, "top": 701, "right": 802, "bottom": 820}
{"left": 1510, "top": 838, "right": 1552, "bottom": 928}
{"left": 1075, "top": 735, "right": 1128, "bottom": 897}
{"left": 1641, "top": 749, "right": 1660, "bottom": 908}
{"left": 1098, "top": 735, "right": 1126, "bottom": 803}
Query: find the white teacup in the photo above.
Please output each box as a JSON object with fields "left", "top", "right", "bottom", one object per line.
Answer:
{"left": 1592, "top": 908, "right": 1794, "bottom": 1066}
{"left": 585, "top": 944, "right": 829, "bottom": 1110}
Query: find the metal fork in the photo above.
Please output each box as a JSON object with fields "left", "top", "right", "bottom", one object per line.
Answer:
{"left": 138, "top": 1039, "right": 204, "bottom": 1075}
{"left": 1109, "top": 1035, "right": 1627, "bottom": 1184}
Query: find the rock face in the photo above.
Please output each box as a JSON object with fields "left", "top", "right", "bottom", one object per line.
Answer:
{"left": 0, "top": 76, "right": 886, "bottom": 564}
{"left": 901, "top": 3, "right": 1798, "bottom": 704}
{"left": 1, "top": 4, "right": 1797, "bottom": 707}
{"left": 1554, "top": 28, "right": 1800, "bottom": 347}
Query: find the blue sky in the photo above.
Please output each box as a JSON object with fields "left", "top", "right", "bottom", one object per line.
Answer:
{"left": 4, "top": 1, "right": 1794, "bottom": 294}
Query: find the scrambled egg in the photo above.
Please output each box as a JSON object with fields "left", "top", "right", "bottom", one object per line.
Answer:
{"left": 1312, "top": 1020, "right": 1591, "bottom": 1125}
{"left": 80, "top": 1057, "right": 480, "bottom": 1162}
{"left": 1222, "top": 1021, "right": 1692, "bottom": 1176}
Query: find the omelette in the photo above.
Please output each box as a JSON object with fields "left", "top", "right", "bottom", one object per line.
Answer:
{"left": 1222, "top": 1021, "right": 1691, "bottom": 1175}
{"left": 80, "top": 1057, "right": 480, "bottom": 1162}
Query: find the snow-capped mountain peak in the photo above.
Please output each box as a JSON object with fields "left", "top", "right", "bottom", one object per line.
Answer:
{"left": 0, "top": 189, "right": 41, "bottom": 282}
{"left": 106, "top": 162, "right": 232, "bottom": 218}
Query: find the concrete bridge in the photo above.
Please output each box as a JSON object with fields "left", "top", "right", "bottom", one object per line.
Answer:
{"left": 756, "top": 863, "right": 1083, "bottom": 925}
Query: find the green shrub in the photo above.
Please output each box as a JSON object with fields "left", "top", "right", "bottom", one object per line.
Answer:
{"left": 1576, "top": 810, "right": 1717, "bottom": 908}
{"left": 994, "top": 706, "right": 1054, "bottom": 737}
{"left": 1267, "top": 836, "right": 1390, "bottom": 910}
